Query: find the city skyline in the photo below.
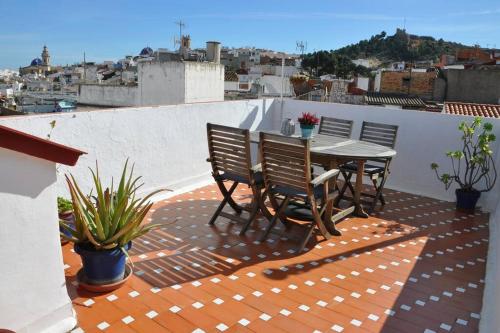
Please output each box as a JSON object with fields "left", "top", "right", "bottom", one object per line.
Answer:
{"left": 1, "top": 0, "right": 499, "bottom": 69}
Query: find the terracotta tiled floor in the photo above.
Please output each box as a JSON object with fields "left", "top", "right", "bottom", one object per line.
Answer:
{"left": 64, "top": 183, "right": 489, "bottom": 333}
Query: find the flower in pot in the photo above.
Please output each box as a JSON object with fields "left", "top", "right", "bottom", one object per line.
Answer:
{"left": 58, "top": 197, "right": 74, "bottom": 244}
{"left": 60, "top": 160, "right": 164, "bottom": 287}
{"left": 431, "top": 117, "right": 497, "bottom": 213}
{"left": 297, "top": 112, "right": 319, "bottom": 139}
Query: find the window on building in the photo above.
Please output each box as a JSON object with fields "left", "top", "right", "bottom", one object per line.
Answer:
{"left": 402, "top": 77, "right": 411, "bottom": 87}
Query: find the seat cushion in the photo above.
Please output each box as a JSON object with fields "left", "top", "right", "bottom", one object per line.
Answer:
{"left": 271, "top": 184, "right": 328, "bottom": 200}
{"left": 340, "top": 162, "right": 384, "bottom": 175}
{"left": 219, "top": 171, "right": 263, "bottom": 185}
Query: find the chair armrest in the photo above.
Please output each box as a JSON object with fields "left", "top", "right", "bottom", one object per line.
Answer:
{"left": 310, "top": 169, "right": 339, "bottom": 187}
{"left": 251, "top": 163, "right": 262, "bottom": 173}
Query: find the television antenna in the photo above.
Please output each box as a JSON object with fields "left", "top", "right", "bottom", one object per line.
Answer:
{"left": 296, "top": 41, "right": 307, "bottom": 58}
{"left": 174, "top": 20, "right": 186, "bottom": 49}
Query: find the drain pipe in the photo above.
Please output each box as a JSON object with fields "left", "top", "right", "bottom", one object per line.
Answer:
{"left": 280, "top": 54, "right": 285, "bottom": 124}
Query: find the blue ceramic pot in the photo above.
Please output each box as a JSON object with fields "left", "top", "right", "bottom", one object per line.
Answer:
{"left": 75, "top": 242, "right": 131, "bottom": 285}
{"left": 455, "top": 189, "right": 481, "bottom": 213}
{"left": 300, "top": 124, "right": 315, "bottom": 139}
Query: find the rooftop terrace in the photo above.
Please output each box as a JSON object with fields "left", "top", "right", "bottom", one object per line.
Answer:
{"left": 65, "top": 183, "right": 488, "bottom": 333}
{"left": 0, "top": 98, "right": 499, "bottom": 332}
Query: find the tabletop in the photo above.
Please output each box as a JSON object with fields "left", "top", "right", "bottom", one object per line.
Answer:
{"left": 250, "top": 131, "right": 397, "bottom": 160}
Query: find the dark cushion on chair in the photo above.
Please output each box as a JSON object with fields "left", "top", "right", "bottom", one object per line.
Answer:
{"left": 340, "top": 162, "right": 384, "bottom": 175}
{"left": 271, "top": 184, "right": 328, "bottom": 200}
{"left": 219, "top": 171, "right": 263, "bottom": 185}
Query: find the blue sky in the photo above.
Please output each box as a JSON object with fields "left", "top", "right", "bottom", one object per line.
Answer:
{"left": 1, "top": 0, "right": 499, "bottom": 69}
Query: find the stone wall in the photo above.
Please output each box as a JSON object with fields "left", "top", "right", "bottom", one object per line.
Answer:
{"left": 380, "top": 71, "right": 436, "bottom": 98}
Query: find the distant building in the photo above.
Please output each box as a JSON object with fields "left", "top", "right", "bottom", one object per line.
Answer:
{"left": 377, "top": 70, "right": 437, "bottom": 100}
{"left": 79, "top": 54, "right": 224, "bottom": 107}
{"left": 19, "top": 45, "right": 52, "bottom": 76}
{"left": 434, "top": 69, "right": 500, "bottom": 104}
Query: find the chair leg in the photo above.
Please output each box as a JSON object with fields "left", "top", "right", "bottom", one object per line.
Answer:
{"left": 209, "top": 181, "right": 239, "bottom": 225}
{"left": 337, "top": 171, "right": 353, "bottom": 204}
{"left": 239, "top": 202, "right": 260, "bottom": 236}
{"left": 297, "top": 224, "right": 315, "bottom": 252}
{"left": 214, "top": 178, "right": 243, "bottom": 215}
{"left": 260, "top": 196, "right": 289, "bottom": 242}
{"left": 372, "top": 175, "right": 388, "bottom": 209}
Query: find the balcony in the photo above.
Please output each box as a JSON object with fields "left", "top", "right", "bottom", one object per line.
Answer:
{"left": 0, "top": 98, "right": 499, "bottom": 332}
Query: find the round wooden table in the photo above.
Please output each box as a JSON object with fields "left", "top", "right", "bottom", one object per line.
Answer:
{"left": 251, "top": 131, "right": 397, "bottom": 218}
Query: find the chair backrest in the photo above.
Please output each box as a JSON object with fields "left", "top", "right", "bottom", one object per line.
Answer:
{"left": 259, "top": 132, "right": 311, "bottom": 194}
{"left": 360, "top": 121, "right": 398, "bottom": 149}
{"left": 318, "top": 116, "right": 354, "bottom": 138}
{"left": 207, "top": 123, "right": 252, "bottom": 180}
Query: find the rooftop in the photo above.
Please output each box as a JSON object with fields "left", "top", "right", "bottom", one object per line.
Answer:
{"left": 65, "top": 183, "right": 488, "bottom": 333}
{"left": 444, "top": 102, "right": 500, "bottom": 118}
{"left": 364, "top": 93, "right": 426, "bottom": 108}
{"left": 0, "top": 98, "right": 499, "bottom": 333}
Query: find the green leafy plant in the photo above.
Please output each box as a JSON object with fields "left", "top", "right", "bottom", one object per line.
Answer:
{"left": 60, "top": 160, "right": 165, "bottom": 250}
{"left": 431, "top": 117, "right": 497, "bottom": 192}
{"left": 57, "top": 196, "right": 73, "bottom": 213}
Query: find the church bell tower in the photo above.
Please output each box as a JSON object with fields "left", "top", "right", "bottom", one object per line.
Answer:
{"left": 41, "top": 45, "right": 50, "bottom": 66}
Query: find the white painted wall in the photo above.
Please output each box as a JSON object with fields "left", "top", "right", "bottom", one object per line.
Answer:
{"left": 184, "top": 62, "right": 224, "bottom": 103}
{"left": 138, "top": 61, "right": 185, "bottom": 106}
{"left": 0, "top": 99, "right": 276, "bottom": 198}
{"left": 80, "top": 62, "right": 224, "bottom": 107}
{"left": 279, "top": 99, "right": 500, "bottom": 211}
{"left": 480, "top": 200, "right": 500, "bottom": 333}
{"left": 79, "top": 84, "right": 138, "bottom": 106}
{"left": 0, "top": 148, "right": 75, "bottom": 333}
{"left": 224, "top": 81, "right": 240, "bottom": 91}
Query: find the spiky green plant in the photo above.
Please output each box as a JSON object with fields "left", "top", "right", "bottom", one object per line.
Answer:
{"left": 60, "top": 160, "right": 165, "bottom": 250}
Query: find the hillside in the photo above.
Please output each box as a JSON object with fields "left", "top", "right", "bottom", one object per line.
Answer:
{"left": 301, "top": 29, "right": 470, "bottom": 77}
{"left": 335, "top": 29, "right": 469, "bottom": 62}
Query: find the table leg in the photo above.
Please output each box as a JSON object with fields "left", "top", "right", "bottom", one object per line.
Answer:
{"left": 354, "top": 159, "right": 369, "bottom": 218}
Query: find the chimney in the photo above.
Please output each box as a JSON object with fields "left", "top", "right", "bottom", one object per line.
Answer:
{"left": 206, "top": 41, "right": 221, "bottom": 64}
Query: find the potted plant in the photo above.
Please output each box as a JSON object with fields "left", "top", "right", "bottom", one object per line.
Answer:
{"left": 431, "top": 117, "right": 497, "bottom": 212}
{"left": 298, "top": 112, "right": 319, "bottom": 139}
{"left": 60, "top": 160, "right": 164, "bottom": 289}
{"left": 58, "top": 197, "right": 74, "bottom": 244}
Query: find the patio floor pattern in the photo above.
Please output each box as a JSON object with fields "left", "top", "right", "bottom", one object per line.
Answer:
{"left": 64, "top": 182, "right": 489, "bottom": 333}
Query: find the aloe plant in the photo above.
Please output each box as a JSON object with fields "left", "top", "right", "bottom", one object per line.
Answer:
{"left": 60, "top": 160, "right": 164, "bottom": 250}
{"left": 431, "top": 117, "right": 497, "bottom": 192}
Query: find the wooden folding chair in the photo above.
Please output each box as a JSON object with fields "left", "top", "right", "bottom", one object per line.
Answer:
{"left": 318, "top": 116, "right": 354, "bottom": 138}
{"left": 206, "top": 123, "right": 270, "bottom": 235}
{"left": 338, "top": 121, "right": 398, "bottom": 211}
{"left": 259, "top": 132, "right": 344, "bottom": 252}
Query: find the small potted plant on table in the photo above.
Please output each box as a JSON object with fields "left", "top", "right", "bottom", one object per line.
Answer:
{"left": 431, "top": 117, "right": 497, "bottom": 213}
{"left": 298, "top": 112, "right": 319, "bottom": 139}
{"left": 60, "top": 160, "right": 164, "bottom": 292}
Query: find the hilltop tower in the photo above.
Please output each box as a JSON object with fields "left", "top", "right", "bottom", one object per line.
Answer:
{"left": 41, "top": 45, "right": 50, "bottom": 66}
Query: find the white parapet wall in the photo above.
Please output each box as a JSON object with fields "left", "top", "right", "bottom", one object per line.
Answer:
{"left": 0, "top": 148, "right": 75, "bottom": 333}
{"left": 78, "top": 84, "right": 139, "bottom": 107}
{"left": 279, "top": 99, "right": 500, "bottom": 212}
{"left": 0, "top": 99, "right": 276, "bottom": 198}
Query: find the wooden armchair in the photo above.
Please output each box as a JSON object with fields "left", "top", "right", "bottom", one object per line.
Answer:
{"left": 318, "top": 116, "right": 354, "bottom": 138}
{"left": 206, "top": 123, "right": 270, "bottom": 235}
{"left": 338, "top": 121, "right": 398, "bottom": 211}
{"left": 259, "top": 132, "right": 344, "bottom": 252}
